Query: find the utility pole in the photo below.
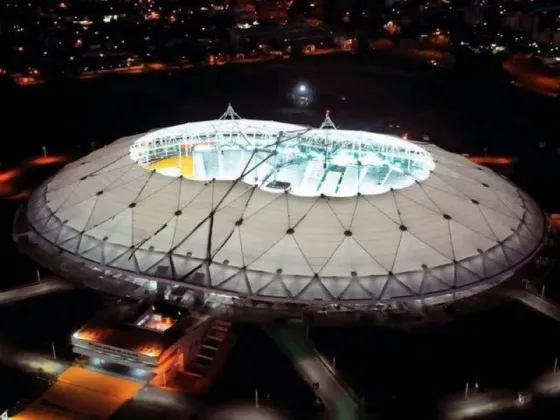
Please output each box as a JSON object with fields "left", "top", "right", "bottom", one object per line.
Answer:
{"left": 51, "top": 341, "right": 56, "bottom": 360}
{"left": 554, "top": 357, "right": 558, "bottom": 374}
{"left": 332, "top": 355, "right": 336, "bottom": 371}
{"left": 255, "top": 388, "right": 259, "bottom": 408}
{"left": 464, "top": 382, "right": 469, "bottom": 400}
{"left": 541, "top": 284, "right": 546, "bottom": 298}
{"left": 36, "top": 267, "right": 41, "bottom": 282}
{"left": 42, "top": 146, "right": 47, "bottom": 158}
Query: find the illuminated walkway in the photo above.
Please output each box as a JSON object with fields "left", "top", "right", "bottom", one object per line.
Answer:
{"left": 265, "top": 326, "right": 361, "bottom": 420}
{"left": 505, "top": 289, "right": 560, "bottom": 323}
{"left": 12, "top": 367, "right": 143, "bottom": 420}
{"left": 0, "top": 278, "right": 75, "bottom": 306}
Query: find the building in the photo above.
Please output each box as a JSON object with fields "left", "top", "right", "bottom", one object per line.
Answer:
{"left": 71, "top": 298, "right": 212, "bottom": 386}
{"left": 502, "top": 6, "right": 560, "bottom": 47}
{"left": 15, "top": 106, "right": 548, "bottom": 324}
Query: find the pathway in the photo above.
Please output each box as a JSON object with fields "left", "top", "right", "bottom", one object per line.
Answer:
{"left": 504, "top": 289, "right": 560, "bottom": 323}
{"left": 0, "top": 341, "right": 68, "bottom": 377}
{"left": 0, "top": 278, "right": 75, "bottom": 306}
{"left": 265, "top": 326, "right": 360, "bottom": 420}
{"left": 203, "top": 403, "right": 290, "bottom": 420}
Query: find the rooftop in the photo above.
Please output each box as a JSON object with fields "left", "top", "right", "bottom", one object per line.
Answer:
{"left": 74, "top": 301, "right": 198, "bottom": 358}
{"left": 75, "top": 322, "right": 171, "bottom": 358}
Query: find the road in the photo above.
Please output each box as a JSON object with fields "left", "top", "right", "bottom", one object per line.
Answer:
{"left": 504, "top": 289, "right": 560, "bottom": 323}
{"left": 503, "top": 58, "right": 560, "bottom": 98}
{"left": 12, "top": 48, "right": 351, "bottom": 86}
{"left": 0, "top": 278, "right": 75, "bottom": 306}
{"left": 265, "top": 326, "right": 360, "bottom": 420}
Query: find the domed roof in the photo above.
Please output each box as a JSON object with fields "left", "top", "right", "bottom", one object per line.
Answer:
{"left": 26, "top": 110, "right": 546, "bottom": 304}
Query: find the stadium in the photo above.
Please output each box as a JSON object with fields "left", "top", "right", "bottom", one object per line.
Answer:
{"left": 14, "top": 105, "right": 548, "bottom": 322}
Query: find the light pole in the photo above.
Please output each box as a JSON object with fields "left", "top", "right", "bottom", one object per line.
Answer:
{"left": 255, "top": 388, "right": 259, "bottom": 408}
{"left": 554, "top": 357, "right": 558, "bottom": 374}
{"left": 51, "top": 341, "right": 57, "bottom": 360}
{"left": 464, "top": 382, "right": 469, "bottom": 400}
{"left": 541, "top": 284, "right": 546, "bottom": 298}
{"left": 42, "top": 146, "right": 47, "bottom": 158}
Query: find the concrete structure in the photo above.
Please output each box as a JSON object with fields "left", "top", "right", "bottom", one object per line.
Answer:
{"left": 505, "top": 289, "right": 560, "bottom": 323}
{"left": 0, "top": 278, "right": 75, "bottom": 306}
{"left": 16, "top": 106, "right": 547, "bottom": 322}
{"left": 71, "top": 299, "right": 211, "bottom": 387}
{"left": 265, "top": 326, "right": 360, "bottom": 420}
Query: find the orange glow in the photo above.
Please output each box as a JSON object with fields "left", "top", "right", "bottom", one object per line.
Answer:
{"left": 550, "top": 214, "right": 560, "bottom": 227}
{"left": 0, "top": 169, "right": 21, "bottom": 197}
{"left": 141, "top": 347, "right": 163, "bottom": 357}
{"left": 8, "top": 189, "right": 32, "bottom": 200}
{"left": 75, "top": 328, "right": 107, "bottom": 342}
{"left": 27, "top": 155, "right": 68, "bottom": 166}
{"left": 0, "top": 169, "right": 20, "bottom": 183}
{"left": 503, "top": 58, "right": 560, "bottom": 97}
{"left": 0, "top": 184, "right": 14, "bottom": 196}
{"left": 13, "top": 75, "right": 41, "bottom": 86}
{"left": 146, "top": 62, "right": 165, "bottom": 70}
{"left": 467, "top": 156, "right": 516, "bottom": 165}
{"left": 13, "top": 367, "right": 142, "bottom": 419}
{"left": 144, "top": 316, "right": 175, "bottom": 331}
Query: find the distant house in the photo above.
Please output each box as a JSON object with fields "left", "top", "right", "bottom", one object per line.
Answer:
{"left": 502, "top": 6, "right": 560, "bottom": 46}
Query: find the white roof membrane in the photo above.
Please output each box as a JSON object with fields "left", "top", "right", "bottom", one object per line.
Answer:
{"left": 27, "top": 111, "right": 546, "bottom": 304}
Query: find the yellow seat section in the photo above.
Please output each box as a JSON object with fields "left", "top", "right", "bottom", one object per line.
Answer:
{"left": 150, "top": 155, "right": 194, "bottom": 178}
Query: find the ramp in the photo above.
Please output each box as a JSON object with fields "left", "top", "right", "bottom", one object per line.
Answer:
{"left": 505, "top": 289, "right": 560, "bottom": 323}
{"left": 0, "top": 279, "right": 74, "bottom": 306}
{"left": 265, "top": 326, "right": 360, "bottom": 420}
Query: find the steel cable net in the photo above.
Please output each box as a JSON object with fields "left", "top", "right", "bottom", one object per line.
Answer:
{"left": 27, "top": 106, "right": 546, "bottom": 306}
{"left": 131, "top": 106, "right": 435, "bottom": 197}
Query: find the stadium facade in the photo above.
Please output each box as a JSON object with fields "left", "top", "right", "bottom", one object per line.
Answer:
{"left": 14, "top": 106, "right": 548, "bottom": 322}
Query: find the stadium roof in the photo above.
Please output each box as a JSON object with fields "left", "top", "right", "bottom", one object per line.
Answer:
{"left": 26, "top": 108, "right": 546, "bottom": 304}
